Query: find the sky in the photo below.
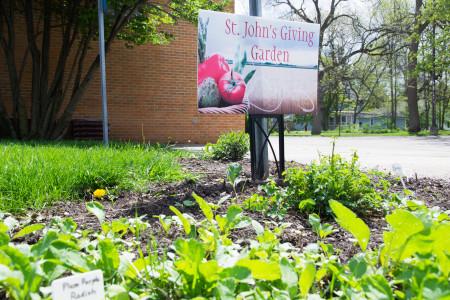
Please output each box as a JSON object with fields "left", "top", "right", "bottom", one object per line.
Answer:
{"left": 235, "top": 0, "right": 371, "bottom": 21}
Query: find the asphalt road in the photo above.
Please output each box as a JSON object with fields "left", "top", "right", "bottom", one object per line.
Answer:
{"left": 269, "top": 136, "right": 450, "bottom": 179}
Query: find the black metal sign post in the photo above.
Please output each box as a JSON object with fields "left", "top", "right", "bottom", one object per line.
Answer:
{"left": 249, "top": 115, "right": 285, "bottom": 180}
{"left": 249, "top": 0, "right": 268, "bottom": 181}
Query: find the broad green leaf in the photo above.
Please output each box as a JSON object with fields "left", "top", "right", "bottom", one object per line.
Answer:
{"left": 299, "top": 262, "right": 315, "bottom": 297}
{"left": 174, "top": 238, "right": 205, "bottom": 276}
{"left": 50, "top": 247, "right": 92, "bottom": 272}
{"left": 280, "top": 257, "right": 298, "bottom": 298}
{"left": 99, "top": 239, "right": 120, "bottom": 278}
{"left": 169, "top": 206, "right": 191, "bottom": 235}
{"left": 381, "top": 209, "right": 424, "bottom": 264}
{"left": 31, "top": 231, "right": 58, "bottom": 257}
{"left": 226, "top": 205, "right": 242, "bottom": 224}
{"left": 13, "top": 224, "right": 45, "bottom": 240}
{"left": 221, "top": 266, "right": 251, "bottom": 281}
{"left": 0, "top": 232, "right": 10, "bottom": 246}
{"left": 111, "top": 220, "right": 129, "bottom": 236}
{"left": 329, "top": 200, "right": 370, "bottom": 251}
{"left": 86, "top": 201, "right": 105, "bottom": 224}
{"left": 0, "top": 222, "right": 9, "bottom": 233}
{"left": 251, "top": 220, "right": 264, "bottom": 235}
{"left": 215, "top": 215, "right": 227, "bottom": 233}
{"left": 237, "top": 259, "right": 281, "bottom": 281}
{"left": 215, "top": 278, "right": 236, "bottom": 300}
{"left": 199, "top": 260, "right": 221, "bottom": 282}
{"left": 386, "top": 209, "right": 423, "bottom": 234}
{"left": 42, "top": 260, "right": 66, "bottom": 282}
{"left": 362, "top": 275, "right": 394, "bottom": 300}
{"left": 348, "top": 255, "right": 368, "bottom": 279}
{"left": 193, "top": 192, "right": 213, "bottom": 221}
{"left": 124, "top": 257, "right": 149, "bottom": 279}
{"left": 107, "top": 285, "right": 130, "bottom": 300}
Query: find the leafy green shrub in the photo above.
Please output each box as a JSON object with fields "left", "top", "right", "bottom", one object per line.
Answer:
{"left": 361, "top": 124, "right": 400, "bottom": 134}
{"left": 205, "top": 131, "right": 249, "bottom": 161}
{"left": 285, "top": 151, "right": 390, "bottom": 217}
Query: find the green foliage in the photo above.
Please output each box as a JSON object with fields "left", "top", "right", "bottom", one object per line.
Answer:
{"left": 285, "top": 151, "right": 390, "bottom": 217}
{"left": 308, "top": 214, "right": 335, "bottom": 239}
{"left": 0, "top": 141, "right": 189, "bottom": 212}
{"left": 243, "top": 180, "right": 290, "bottom": 219}
{"left": 205, "top": 131, "right": 249, "bottom": 161}
{"left": 329, "top": 200, "right": 371, "bottom": 251}
{"left": 0, "top": 194, "right": 449, "bottom": 299}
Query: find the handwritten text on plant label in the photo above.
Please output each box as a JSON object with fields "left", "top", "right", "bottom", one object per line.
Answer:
{"left": 51, "top": 270, "right": 105, "bottom": 300}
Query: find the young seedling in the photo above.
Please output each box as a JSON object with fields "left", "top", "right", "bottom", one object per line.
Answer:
{"left": 226, "top": 162, "right": 244, "bottom": 201}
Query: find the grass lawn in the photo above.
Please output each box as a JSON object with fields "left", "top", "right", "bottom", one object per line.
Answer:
{"left": 0, "top": 141, "right": 189, "bottom": 212}
{"left": 277, "top": 129, "right": 450, "bottom": 137}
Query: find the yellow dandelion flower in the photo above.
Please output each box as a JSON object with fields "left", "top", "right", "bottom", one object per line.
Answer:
{"left": 93, "top": 189, "right": 107, "bottom": 199}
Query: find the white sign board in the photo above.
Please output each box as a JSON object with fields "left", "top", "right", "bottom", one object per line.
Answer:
{"left": 51, "top": 270, "right": 105, "bottom": 300}
{"left": 197, "top": 10, "right": 320, "bottom": 115}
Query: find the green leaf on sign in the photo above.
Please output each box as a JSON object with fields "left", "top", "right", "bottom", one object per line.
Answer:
{"left": 13, "top": 223, "right": 45, "bottom": 240}
{"left": 86, "top": 201, "right": 105, "bottom": 224}
{"left": 244, "top": 69, "right": 256, "bottom": 84}
{"left": 329, "top": 200, "right": 370, "bottom": 251}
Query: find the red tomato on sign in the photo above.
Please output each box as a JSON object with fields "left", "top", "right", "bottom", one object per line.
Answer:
{"left": 198, "top": 54, "right": 230, "bottom": 85}
{"left": 218, "top": 71, "right": 246, "bottom": 105}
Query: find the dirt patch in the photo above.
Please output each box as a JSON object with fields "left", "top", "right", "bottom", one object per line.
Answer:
{"left": 33, "top": 157, "right": 450, "bottom": 260}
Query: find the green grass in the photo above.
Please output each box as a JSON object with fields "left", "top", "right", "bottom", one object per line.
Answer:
{"left": 277, "top": 129, "right": 450, "bottom": 137}
{"left": 0, "top": 141, "right": 190, "bottom": 212}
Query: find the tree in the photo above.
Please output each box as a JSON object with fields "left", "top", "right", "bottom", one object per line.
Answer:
{"left": 346, "top": 57, "right": 387, "bottom": 124}
{"left": 270, "top": 0, "right": 391, "bottom": 134}
{"left": 0, "top": 0, "right": 226, "bottom": 140}
{"left": 417, "top": 0, "right": 449, "bottom": 133}
{"left": 406, "top": 0, "right": 430, "bottom": 133}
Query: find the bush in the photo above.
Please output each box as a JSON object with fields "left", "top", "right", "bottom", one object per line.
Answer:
{"left": 285, "top": 151, "right": 390, "bottom": 217}
{"left": 205, "top": 131, "right": 249, "bottom": 161}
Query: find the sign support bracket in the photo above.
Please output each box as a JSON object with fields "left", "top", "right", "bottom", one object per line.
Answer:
{"left": 249, "top": 115, "right": 285, "bottom": 180}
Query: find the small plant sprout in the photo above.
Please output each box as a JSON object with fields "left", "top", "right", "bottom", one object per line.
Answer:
{"left": 308, "top": 213, "right": 335, "bottom": 239}
{"left": 227, "top": 162, "right": 243, "bottom": 199}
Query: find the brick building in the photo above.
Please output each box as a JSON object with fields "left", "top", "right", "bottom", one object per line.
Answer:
{"left": 0, "top": 5, "right": 244, "bottom": 144}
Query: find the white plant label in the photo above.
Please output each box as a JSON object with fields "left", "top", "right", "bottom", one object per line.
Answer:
{"left": 51, "top": 270, "right": 105, "bottom": 300}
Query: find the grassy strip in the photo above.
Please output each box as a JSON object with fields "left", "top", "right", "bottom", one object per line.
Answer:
{"left": 273, "top": 129, "right": 450, "bottom": 137}
{"left": 0, "top": 141, "right": 189, "bottom": 212}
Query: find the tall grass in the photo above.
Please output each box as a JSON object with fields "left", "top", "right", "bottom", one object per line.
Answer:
{"left": 0, "top": 141, "right": 189, "bottom": 212}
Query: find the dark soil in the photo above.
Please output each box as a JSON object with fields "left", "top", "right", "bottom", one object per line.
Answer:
{"left": 35, "top": 157, "right": 450, "bottom": 261}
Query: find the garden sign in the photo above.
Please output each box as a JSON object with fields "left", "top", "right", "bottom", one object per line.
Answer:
{"left": 197, "top": 10, "right": 320, "bottom": 115}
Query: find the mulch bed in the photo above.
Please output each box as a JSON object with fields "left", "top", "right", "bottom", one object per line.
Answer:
{"left": 35, "top": 157, "right": 450, "bottom": 261}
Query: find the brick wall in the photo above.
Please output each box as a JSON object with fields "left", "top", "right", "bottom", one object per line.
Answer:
{"left": 0, "top": 4, "right": 244, "bottom": 144}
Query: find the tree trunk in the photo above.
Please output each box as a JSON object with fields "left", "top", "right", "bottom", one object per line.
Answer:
{"left": 312, "top": 70, "right": 324, "bottom": 135}
{"left": 407, "top": 0, "right": 423, "bottom": 133}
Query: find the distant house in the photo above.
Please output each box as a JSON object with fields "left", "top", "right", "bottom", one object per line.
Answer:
{"left": 328, "top": 111, "right": 407, "bottom": 130}
{"left": 284, "top": 111, "right": 408, "bottom": 132}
